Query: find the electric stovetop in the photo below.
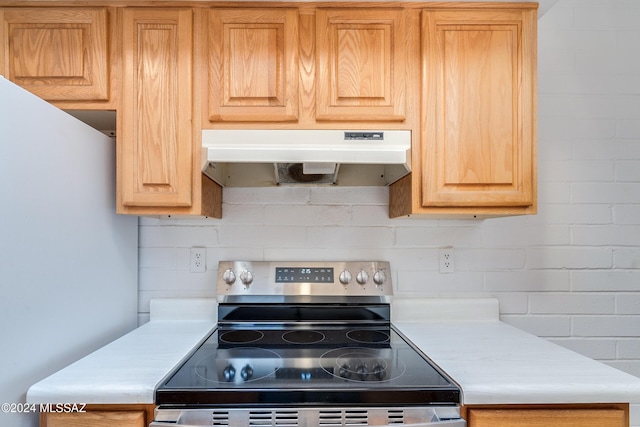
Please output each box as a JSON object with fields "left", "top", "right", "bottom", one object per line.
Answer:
{"left": 155, "top": 324, "right": 460, "bottom": 406}
{"left": 155, "top": 261, "right": 461, "bottom": 408}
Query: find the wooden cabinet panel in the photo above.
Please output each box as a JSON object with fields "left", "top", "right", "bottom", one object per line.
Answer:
{"left": 0, "top": 7, "right": 108, "bottom": 101}
{"left": 421, "top": 9, "right": 536, "bottom": 208}
{"left": 45, "top": 410, "right": 145, "bottom": 427}
{"left": 316, "top": 9, "right": 406, "bottom": 121}
{"left": 208, "top": 8, "right": 298, "bottom": 122}
{"left": 119, "top": 8, "right": 193, "bottom": 208}
{"left": 467, "top": 408, "right": 627, "bottom": 427}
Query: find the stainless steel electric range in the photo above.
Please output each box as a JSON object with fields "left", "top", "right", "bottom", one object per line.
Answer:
{"left": 152, "top": 261, "right": 465, "bottom": 427}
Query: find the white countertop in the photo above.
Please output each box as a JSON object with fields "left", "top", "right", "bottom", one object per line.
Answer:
{"left": 26, "top": 299, "right": 216, "bottom": 404}
{"left": 392, "top": 298, "right": 640, "bottom": 406}
{"left": 27, "top": 298, "right": 640, "bottom": 414}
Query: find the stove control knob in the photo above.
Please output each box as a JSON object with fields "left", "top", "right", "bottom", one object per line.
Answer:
{"left": 373, "top": 270, "right": 386, "bottom": 286}
{"left": 241, "top": 364, "right": 254, "bottom": 381}
{"left": 222, "top": 269, "right": 236, "bottom": 285}
{"left": 339, "top": 270, "right": 352, "bottom": 285}
{"left": 240, "top": 271, "right": 254, "bottom": 287}
{"left": 356, "top": 270, "right": 369, "bottom": 285}
{"left": 223, "top": 365, "right": 236, "bottom": 382}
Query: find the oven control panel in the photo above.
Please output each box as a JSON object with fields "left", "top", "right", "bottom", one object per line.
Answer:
{"left": 217, "top": 261, "right": 392, "bottom": 297}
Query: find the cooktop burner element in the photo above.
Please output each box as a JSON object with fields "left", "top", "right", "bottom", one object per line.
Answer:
{"left": 282, "top": 330, "right": 325, "bottom": 344}
{"left": 154, "top": 261, "right": 462, "bottom": 422}
{"left": 320, "top": 347, "right": 399, "bottom": 382}
{"left": 219, "top": 330, "right": 264, "bottom": 344}
{"left": 347, "top": 329, "right": 390, "bottom": 344}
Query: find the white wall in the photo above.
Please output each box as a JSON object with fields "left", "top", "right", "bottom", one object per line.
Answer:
{"left": 138, "top": 0, "right": 640, "bottom": 378}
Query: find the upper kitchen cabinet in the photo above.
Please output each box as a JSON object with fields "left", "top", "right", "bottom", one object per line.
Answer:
{"left": 207, "top": 8, "right": 299, "bottom": 122}
{"left": 118, "top": 8, "right": 221, "bottom": 217}
{"left": 0, "top": 7, "right": 110, "bottom": 105}
{"left": 390, "top": 5, "right": 537, "bottom": 218}
{"left": 315, "top": 9, "right": 406, "bottom": 122}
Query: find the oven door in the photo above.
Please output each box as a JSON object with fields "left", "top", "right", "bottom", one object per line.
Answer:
{"left": 150, "top": 407, "right": 466, "bottom": 427}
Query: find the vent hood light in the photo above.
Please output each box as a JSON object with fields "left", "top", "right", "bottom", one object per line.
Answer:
{"left": 202, "top": 130, "right": 411, "bottom": 187}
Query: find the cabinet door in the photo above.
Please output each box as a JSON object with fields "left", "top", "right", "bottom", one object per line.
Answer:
{"left": 467, "top": 408, "right": 627, "bottom": 427}
{"left": 0, "top": 7, "right": 108, "bottom": 101}
{"left": 208, "top": 8, "right": 298, "bottom": 122}
{"left": 45, "top": 410, "right": 145, "bottom": 427}
{"left": 421, "top": 9, "right": 536, "bottom": 208}
{"left": 119, "top": 8, "right": 193, "bottom": 208}
{"left": 316, "top": 9, "right": 406, "bottom": 122}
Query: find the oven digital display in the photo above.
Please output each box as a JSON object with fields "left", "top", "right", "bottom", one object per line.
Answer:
{"left": 275, "top": 267, "right": 334, "bottom": 283}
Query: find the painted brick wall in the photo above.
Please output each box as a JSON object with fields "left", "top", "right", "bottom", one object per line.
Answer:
{"left": 139, "top": 0, "right": 640, "bottom": 384}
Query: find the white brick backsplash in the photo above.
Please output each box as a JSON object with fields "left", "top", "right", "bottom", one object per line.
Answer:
{"left": 530, "top": 293, "right": 615, "bottom": 314}
{"left": 606, "top": 360, "right": 640, "bottom": 378}
{"left": 573, "top": 316, "right": 640, "bottom": 337}
{"left": 614, "top": 248, "right": 640, "bottom": 268}
{"left": 572, "top": 225, "right": 640, "bottom": 246}
{"left": 527, "top": 247, "right": 612, "bottom": 269}
{"left": 573, "top": 270, "right": 640, "bottom": 291}
{"left": 536, "top": 204, "right": 612, "bottom": 225}
{"left": 575, "top": 6, "right": 640, "bottom": 30}
{"left": 540, "top": 159, "right": 614, "bottom": 182}
{"left": 619, "top": 339, "right": 640, "bottom": 359}
{"left": 572, "top": 182, "right": 640, "bottom": 204}
{"left": 502, "top": 315, "right": 572, "bottom": 337}
{"left": 617, "top": 294, "right": 640, "bottom": 315}
{"left": 136, "top": 0, "right": 640, "bottom": 389}
{"left": 549, "top": 338, "right": 618, "bottom": 360}
{"left": 480, "top": 223, "right": 570, "bottom": 246}
{"left": 574, "top": 140, "right": 640, "bottom": 161}
{"left": 395, "top": 225, "right": 483, "bottom": 247}
{"left": 489, "top": 293, "right": 529, "bottom": 314}
{"left": 485, "top": 271, "right": 570, "bottom": 292}
{"left": 264, "top": 204, "right": 352, "bottom": 226}
{"left": 139, "top": 224, "right": 218, "bottom": 247}
{"left": 573, "top": 95, "right": 640, "bottom": 120}
{"left": 617, "top": 120, "right": 640, "bottom": 139}
{"left": 396, "top": 271, "right": 484, "bottom": 294}
{"left": 455, "top": 249, "right": 526, "bottom": 271}
{"left": 310, "top": 186, "right": 388, "bottom": 205}
{"left": 616, "top": 160, "right": 640, "bottom": 182}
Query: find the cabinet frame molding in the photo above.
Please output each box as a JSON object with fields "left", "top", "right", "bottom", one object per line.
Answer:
{"left": 207, "top": 7, "right": 299, "bottom": 122}
{"left": 421, "top": 8, "right": 536, "bottom": 208}
{"left": 0, "top": 7, "right": 109, "bottom": 101}
{"left": 462, "top": 403, "right": 629, "bottom": 427}
{"left": 315, "top": 8, "right": 406, "bottom": 122}
{"left": 119, "top": 7, "right": 194, "bottom": 209}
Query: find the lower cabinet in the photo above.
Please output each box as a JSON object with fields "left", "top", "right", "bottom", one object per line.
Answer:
{"left": 464, "top": 404, "right": 629, "bottom": 427}
{"left": 41, "top": 404, "right": 155, "bottom": 427}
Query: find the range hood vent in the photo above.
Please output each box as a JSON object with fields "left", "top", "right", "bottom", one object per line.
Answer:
{"left": 202, "top": 130, "right": 411, "bottom": 187}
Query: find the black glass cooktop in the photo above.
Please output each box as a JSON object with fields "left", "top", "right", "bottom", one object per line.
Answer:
{"left": 155, "top": 325, "right": 460, "bottom": 407}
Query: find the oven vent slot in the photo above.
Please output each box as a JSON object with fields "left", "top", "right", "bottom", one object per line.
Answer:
{"left": 318, "top": 409, "right": 368, "bottom": 426}
{"left": 249, "top": 410, "right": 299, "bottom": 426}
{"left": 212, "top": 411, "right": 230, "bottom": 426}
{"left": 387, "top": 410, "right": 405, "bottom": 424}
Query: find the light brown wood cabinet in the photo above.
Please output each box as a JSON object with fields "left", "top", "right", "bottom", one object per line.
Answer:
{"left": 0, "top": 7, "right": 109, "bottom": 103}
{"left": 0, "top": 2, "right": 537, "bottom": 219}
{"left": 41, "top": 404, "right": 154, "bottom": 427}
{"left": 315, "top": 8, "right": 406, "bottom": 122}
{"left": 118, "top": 7, "right": 220, "bottom": 217}
{"left": 390, "top": 5, "right": 537, "bottom": 218}
{"left": 464, "top": 405, "right": 628, "bottom": 427}
{"left": 205, "top": 7, "right": 407, "bottom": 125}
{"left": 207, "top": 8, "right": 299, "bottom": 122}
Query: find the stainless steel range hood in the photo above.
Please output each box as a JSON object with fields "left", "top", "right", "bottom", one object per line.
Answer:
{"left": 202, "top": 130, "right": 411, "bottom": 187}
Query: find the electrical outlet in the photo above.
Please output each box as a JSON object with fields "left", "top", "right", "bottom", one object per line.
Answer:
{"left": 439, "top": 247, "right": 455, "bottom": 273}
{"left": 190, "top": 247, "right": 206, "bottom": 273}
